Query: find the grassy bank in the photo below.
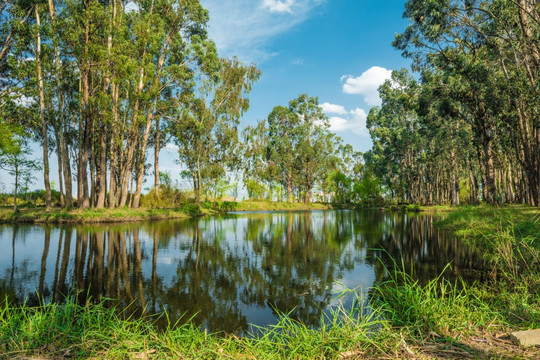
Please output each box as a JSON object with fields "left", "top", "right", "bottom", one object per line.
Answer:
{"left": 0, "top": 205, "right": 538, "bottom": 359}
{"left": 436, "top": 205, "right": 539, "bottom": 288}
{"left": 216, "top": 200, "right": 333, "bottom": 212}
{"left": 0, "top": 201, "right": 333, "bottom": 224}
{"left": 0, "top": 206, "right": 204, "bottom": 224}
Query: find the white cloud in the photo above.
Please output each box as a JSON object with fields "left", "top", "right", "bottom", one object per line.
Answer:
{"left": 125, "top": 1, "right": 139, "bottom": 12}
{"left": 262, "top": 0, "right": 296, "bottom": 13}
{"left": 163, "top": 143, "right": 179, "bottom": 152}
{"left": 202, "top": 0, "right": 323, "bottom": 63}
{"left": 319, "top": 102, "right": 347, "bottom": 115}
{"left": 322, "top": 105, "right": 369, "bottom": 136}
{"left": 14, "top": 95, "right": 34, "bottom": 107}
{"left": 341, "top": 66, "right": 392, "bottom": 106}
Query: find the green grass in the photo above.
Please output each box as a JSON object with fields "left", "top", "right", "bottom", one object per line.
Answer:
{"left": 0, "top": 206, "right": 208, "bottom": 224}
{"left": 0, "top": 201, "right": 332, "bottom": 224}
{"left": 436, "top": 205, "right": 539, "bottom": 290}
{"left": 1, "top": 205, "right": 538, "bottom": 359}
{"left": 0, "top": 291, "right": 390, "bottom": 360}
{"left": 2, "top": 264, "right": 538, "bottom": 359}
{"left": 2, "top": 264, "right": 537, "bottom": 359}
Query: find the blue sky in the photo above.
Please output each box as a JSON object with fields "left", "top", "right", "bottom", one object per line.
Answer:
{"left": 202, "top": 0, "right": 411, "bottom": 152}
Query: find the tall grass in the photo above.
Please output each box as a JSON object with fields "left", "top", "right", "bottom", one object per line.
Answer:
{"left": 372, "top": 261, "right": 497, "bottom": 339}
{"left": 0, "top": 291, "right": 392, "bottom": 359}
{"left": 437, "top": 206, "right": 539, "bottom": 290}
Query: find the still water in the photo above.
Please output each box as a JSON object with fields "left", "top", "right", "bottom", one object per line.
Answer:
{"left": 0, "top": 210, "right": 484, "bottom": 333}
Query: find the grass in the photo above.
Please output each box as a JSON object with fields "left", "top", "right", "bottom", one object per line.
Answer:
{"left": 0, "top": 205, "right": 538, "bottom": 359}
{"left": 0, "top": 201, "right": 332, "bottom": 224}
{"left": 0, "top": 207, "right": 197, "bottom": 224}
{"left": 436, "top": 205, "right": 539, "bottom": 289}
{"left": 216, "top": 200, "right": 332, "bottom": 212}
{"left": 0, "top": 292, "right": 387, "bottom": 359}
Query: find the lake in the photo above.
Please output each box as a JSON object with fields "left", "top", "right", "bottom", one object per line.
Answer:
{"left": 0, "top": 210, "right": 484, "bottom": 334}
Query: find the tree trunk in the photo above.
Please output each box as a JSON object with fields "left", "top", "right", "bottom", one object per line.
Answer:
{"left": 79, "top": 9, "right": 91, "bottom": 209}
{"left": 118, "top": 66, "right": 145, "bottom": 208}
{"left": 132, "top": 32, "right": 170, "bottom": 208}
{"left": 482, "top": 135, "right": 496, "bottom": 204}
{"left": 13, "top": 164, "right": 18, "bottom": 212}
{"left": 154, "top": 118, "right": 160, "bottom": 201}
{"left": 196, "top": 159, "right": 202, "bottom": 204}
{"left": 62, "top": 107, "right": 73, "bottom": 208}
{"left": 109, "top": 83, "right": 120, "bottom": 208}
{"left": 35, "top": 5, "right": 52, "bottom": 209}
{"left": 48, "top": 0, "right": 66, "bottom": 207}
{"left": 517, "top": 0, "right": 540, "bottom": 69}
{"left": 132, "top": 108, "right": 156, "bottom": 208}
{"left": 451, "top": 150, "right": 459, "bottom": 205}
{"left": 286, "top": 174, "right": 293, "bottom": 203}
{"left": 96, "top": 128, "right": 107, "bottom": 208}
{"left": 90, "top": 144, "right": 96, "bottom": 207}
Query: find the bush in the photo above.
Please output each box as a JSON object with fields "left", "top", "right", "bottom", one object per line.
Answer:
{"left": 404, "top": 204, "right": 421, "bottom": 212}
{"left": 140, "top": 186, "right": 190, "bottom": 208}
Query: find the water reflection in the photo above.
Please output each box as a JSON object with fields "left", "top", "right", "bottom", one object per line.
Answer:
{"left": 0, "top": 210, "right": 483, "bottom": 333}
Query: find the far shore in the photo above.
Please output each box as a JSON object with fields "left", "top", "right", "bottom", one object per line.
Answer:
{"left": 0, "top": 201, "right": 335, "bottom": 224}
{"left": 2, "top": 202, "right": 531, "bottom": 225}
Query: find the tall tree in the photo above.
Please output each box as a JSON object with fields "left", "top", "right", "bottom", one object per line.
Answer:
{"left": 0, "top": 139, "right": 41, "bottom": 212}
{"left": 267, "top": 105, "right": 301, "bottom": 202}
{"left": 394, "top": 0, "right": 539, "bottom": 205}
{"left": 173, "top": 57, "right": 260, "bottom": 203}
{"left": 34, "top": 3, "right": 52, "bottom": 209}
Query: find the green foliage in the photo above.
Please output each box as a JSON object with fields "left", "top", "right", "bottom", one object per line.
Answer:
{"left": 373, "top": 265, "right": 495, "bottom": 338}
{"left": 403, "top": 204, "right": 421, "bottom": 212}
{"left": 353, "top": 170, "right": 385, "bottom": 207}
{"left": 242, "top": 94, "right": 345, "bottom": 204}
{"left": 330, "top": 171, "right": 351, "bottom": 204}
{"left": 0, "top": 140, "right": 42, "bottom": 212}
{"left": 140, "top": 186, "right": 189, "bottom": 209}
{"left": 437, "top": 206, "right": 540, "bottom": 290}
{"left": 391, "top": 0, "right": 540, "bottom": 206}
{"left": 245, "top": 179, "right": 266, "bottom": 201}
{"left": 173, "top": 57, "right": 260, "bottom": 203}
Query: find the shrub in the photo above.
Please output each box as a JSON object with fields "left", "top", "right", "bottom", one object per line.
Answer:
{"left": 140, "top": 186, "right": 190, "bottom": 208}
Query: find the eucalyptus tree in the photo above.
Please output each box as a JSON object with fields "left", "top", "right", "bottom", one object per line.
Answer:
{"left": 52, "top": 0, "right": 220, "bottom": 209}
{"left": 367, "top": 69, "right": 421, "bottom": 203}
{"left": 0, "top": 139, "right": 41, "bottom": 212}
{"left": 289, "top": 94, "right": 338, "bottom": 203}
{"left": 173, "top": 57, "right": 260, "bottom": 203}
{"left": 0, "top": 1, "right": 31, "bottom": 154}
{"left": 394, "top": 0, "right": 539, "bottom": 205}
{"left": 266, "top": 104, "right": 301, "bottom": 202}
{"left": 0, "top": 0, "right": 34, "bottom": 100}
{"left": 34, "top": 3, "right": 52, "bottom": 209}
{"left": 128, "top": 0, "right": 219, "bottom": 208}
{"left": 250, "top": 95, "right": 344, "bottom": 204}
{"left": 241, "top": 119, "right": 272, "bottom": 200}
{"left": 417, "top": 69, "right": 481, "bottom": 205}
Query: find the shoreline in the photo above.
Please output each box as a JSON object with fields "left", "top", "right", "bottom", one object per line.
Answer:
{"left": 0, "top": 201, "right": 336, "bottom": 224}
{"left": 1, "top": 202, "right": 535, "bottom": 225}
{"left": 0, "top": 207, "right": 196, "bottom": 224}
